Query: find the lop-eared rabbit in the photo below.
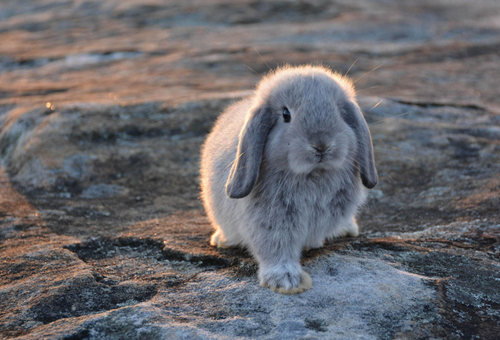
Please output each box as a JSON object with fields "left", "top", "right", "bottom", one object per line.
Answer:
{"left": 200, "top": 66, "right": 377, "bottom": 294}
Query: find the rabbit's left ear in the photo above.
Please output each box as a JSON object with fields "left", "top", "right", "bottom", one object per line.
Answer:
{"left": 226, "top": 105, "right": 276, "bottom": 198}
{"left": 341, "top": 101, "right": 378, "bottom": 189}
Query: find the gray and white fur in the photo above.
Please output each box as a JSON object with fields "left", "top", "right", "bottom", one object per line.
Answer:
{"left": 200, "top": 65, "right": 377, "bottom": 294}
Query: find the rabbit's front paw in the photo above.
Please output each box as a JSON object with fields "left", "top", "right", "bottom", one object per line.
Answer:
{"left": 304, "top": 240, "right": 324, "bottom": 252}
{"left": 210, "top": 229, "right": 233, "bottom": 249}
{"left": 341, "top": 218, "right": 359, "bottom": 237}
{"left": 260, "top": 266, "right": 312, "bottom": 295}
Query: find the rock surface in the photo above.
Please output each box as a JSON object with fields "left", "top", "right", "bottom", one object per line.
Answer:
{"left": 1, "top": 0, "right": 499, "bottom": 339}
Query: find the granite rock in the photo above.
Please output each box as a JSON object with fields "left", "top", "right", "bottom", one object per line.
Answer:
{"left": 1, "top": 0, "right": 499, "bottom": 339}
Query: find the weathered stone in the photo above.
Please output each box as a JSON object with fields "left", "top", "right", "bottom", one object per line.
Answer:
{"left": 1, "top": 0, "right": 499, "bottom": 339}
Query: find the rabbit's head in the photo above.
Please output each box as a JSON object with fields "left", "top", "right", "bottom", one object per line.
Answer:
{"left": 226, "top": 66, "right": 377, "bottom": 199}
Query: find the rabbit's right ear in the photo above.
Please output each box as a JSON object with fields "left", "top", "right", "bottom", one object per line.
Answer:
{"left": 226, "top": 105, "right": 276, "bottom": 199}
{"left": 341, "top": 101, "right": 378, "bottom": 189}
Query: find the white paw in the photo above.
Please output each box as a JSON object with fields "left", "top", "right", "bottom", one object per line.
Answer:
{"left": 260, "top": 266, "right": 312, "bottom": 295}
{"left": 210, "top": 230, "right": 232, "bottom": 249}
{"left": 304, "top": 240, "right": 324, "bottom": 252}
{"left": 341, "top": 218, "right": 359, "bottom": 237}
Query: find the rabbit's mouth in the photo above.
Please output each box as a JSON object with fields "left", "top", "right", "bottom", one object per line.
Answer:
{"left": 286, "top": 141, "right": 346, "bottom": 174}
{"left": 313, "top": 151, "right": 326, "bottom": 163}
{"left": 305, "top": 150, "right": 337, "bottom": 171}
{"left": 309, "top": 145, "right": 349, "bottom": 172}
{"left": 311, "top": 143, "right": 336, "bottom": 165}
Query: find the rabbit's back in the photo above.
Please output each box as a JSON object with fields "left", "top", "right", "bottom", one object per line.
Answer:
{"left": 200, "top": 98, "right": 253, "bottom": 241}
{"left": 201, "top": 97, "right": 253, "bottom": 182}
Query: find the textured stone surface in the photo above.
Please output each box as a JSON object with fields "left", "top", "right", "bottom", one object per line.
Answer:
{"left": 1, "top": 1, "right": 500, "bottom": 339}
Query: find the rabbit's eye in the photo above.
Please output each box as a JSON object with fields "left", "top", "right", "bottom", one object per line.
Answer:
{"left": 283, "top": 107, "right": 291, "bottom": 123}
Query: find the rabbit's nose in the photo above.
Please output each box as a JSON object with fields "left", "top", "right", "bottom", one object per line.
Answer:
{"left": 312, "top": 144, "right": 327, "bottom": 154}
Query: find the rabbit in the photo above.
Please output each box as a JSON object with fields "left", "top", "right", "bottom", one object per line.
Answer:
{"left": 200, "top": 65, "right": 377, "bottom": 294}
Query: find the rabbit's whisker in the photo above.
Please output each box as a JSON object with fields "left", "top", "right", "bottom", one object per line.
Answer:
{"left": 222, "top": 150, "right": 248, "bottom": 172}
{"left": 344, "top": 59, "right": 358, "bottom": 77}
{"left": 371, "top": 112, "right": 409, "bottom": 125}
{"left": 353, "top": 63, "right": 384, "bottom": 83}
{"left": 243, "top": 63, "right": 262, "bottom": 76}
{"left": 356, "top": 86, "right": 379, "bottom": 93}
{"left": 368, "top": 100, "right": 383, "bottom": 112}
{"left": 222, "top": 160, "right": 236, "bottom": 173}
{"left": 254, "top": 48, "right": 271, "bottom": 71}
{"left": 380, "top": 172, "right": 397, "bottom": 183}
{"left": 222, "top": 144, "right": 268, "bottom": 172}
{"left": 374, "top": 149, "right": 415, "bottom": 162}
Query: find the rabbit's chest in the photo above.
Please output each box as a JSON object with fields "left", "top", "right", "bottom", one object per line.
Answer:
{"left": 257, "top": 174, "right": 357, "bottom": 227}
{"left": 295, "top": 185, "right": 354, "bottom": 224}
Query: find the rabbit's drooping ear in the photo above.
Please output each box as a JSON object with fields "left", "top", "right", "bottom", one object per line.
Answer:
{"left": 341, "top": 101, "right": 378, "bottom": 189}
{"left": 226, "top": 105, "right": 276, "bottom": 199}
